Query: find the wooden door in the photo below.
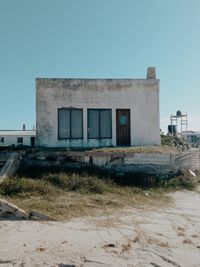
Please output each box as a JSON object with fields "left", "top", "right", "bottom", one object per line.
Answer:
{"left": 116, "top": 109, "right": 130, "bottom": 146}
{"left": 30, "top": 137, "right": 35, "bottom": 147}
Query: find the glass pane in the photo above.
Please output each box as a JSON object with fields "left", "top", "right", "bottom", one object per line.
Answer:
{"left": 17, "top": 137, "right": 23, "bottom": 143}
{"left": 119, "top": 115, "right": 127, "bottom": 125}
{"left": 58, "top": 109, "right": 70, "bottom": 138}
{"left": 71, "top": 110, "right": 83, "bottom": 138}
{"left": 100, "top": 110, "right": 112, "bottom": 138}
{"left": 88, "top": 110, "right": 99, "bottom": 138}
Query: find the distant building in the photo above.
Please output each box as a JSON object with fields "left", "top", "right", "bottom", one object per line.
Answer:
{"left": 182, "top": 131, "right": 200, "bottom": 147}
{"left": 36, "top": 67, "right": 160, "bottom": 148}
{"left": 0, "top": 130, "right": 36, "bottom": 147}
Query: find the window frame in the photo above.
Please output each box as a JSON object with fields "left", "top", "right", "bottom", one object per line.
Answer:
{"left": 58, "top": 108, "right": 83, "bottom": 140}
{"left": 87, "top": 108, "right": 112, "bottom": 139}
{"left": 17, "top": 137, "right": 23, "bottom": 144}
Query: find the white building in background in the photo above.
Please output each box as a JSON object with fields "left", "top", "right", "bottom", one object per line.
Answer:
{"left": 36, "top": 67, "right": 160, "bottom": 148}
{"left": 182, "top": 131, "right": 200, "bottom": 147}
{"left": 0, "top": 130, "right": 36, "bottom": 147}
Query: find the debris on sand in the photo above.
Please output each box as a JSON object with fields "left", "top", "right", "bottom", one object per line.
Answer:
{"left": 0, "top": 198, "right": 29, "bottom": 219}
{"left": 0, "top": 198, "right": 57, "bottom": 221}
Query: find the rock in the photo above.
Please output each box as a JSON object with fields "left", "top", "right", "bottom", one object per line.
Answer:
{"left": 0, "top": 198, "right": 29, "bottom": 219}
{"left": 29, "top": 209, "right": 57, "bottom": 221}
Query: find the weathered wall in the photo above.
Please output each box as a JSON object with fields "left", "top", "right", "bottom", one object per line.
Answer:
{"left": 191, "top": 148, "right": 200, "bottom": 170}
{"left": 36, "top": 77, "right": 160, "bottom": 148}
{"left": 21, "top": 150, "right": 192, "bottom": 176}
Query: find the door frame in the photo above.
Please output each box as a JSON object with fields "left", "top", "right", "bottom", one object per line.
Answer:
{"left": 116, "top": 109, "right": 131, "bottom": 146}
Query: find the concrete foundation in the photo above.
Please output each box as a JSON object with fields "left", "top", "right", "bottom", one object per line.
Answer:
{"left": 20, "top": 150, "right": 192, "bottom": 176}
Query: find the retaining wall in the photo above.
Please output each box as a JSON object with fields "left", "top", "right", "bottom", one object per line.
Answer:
{"left": 191, "top": 148, "right": 200, "bottom": 170}
{"left": 21, "top": 150, "right": 192, "bottom": 176}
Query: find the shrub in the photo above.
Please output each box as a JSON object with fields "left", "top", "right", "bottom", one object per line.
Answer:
{"left": 0, "top": 178, "right": 58, "bottom": 197}
{"left": 160, "top": 172, "right": 195, "bottom": 191}
{"left": 42, "top": 173, "right": 113, "bottom": 194}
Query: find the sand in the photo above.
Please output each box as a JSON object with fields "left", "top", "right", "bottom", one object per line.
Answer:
{"left": 0, "top": 189, "right": 200, "bottom": 267}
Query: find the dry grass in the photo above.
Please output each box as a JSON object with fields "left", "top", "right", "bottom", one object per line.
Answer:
{"left": 0, "top": 170, "right": 198, "bottom": 220}
{"left": 0, "top": 173, "right": 171, "bottom": 220}
{"left": 121, "top": 240, "right": 132, "bottom": 253}
{"left": 89, "top": 145, "right": 180, "bottom": 155}
{"left": 2, "top": 189, "right": 169, "bottom": 220}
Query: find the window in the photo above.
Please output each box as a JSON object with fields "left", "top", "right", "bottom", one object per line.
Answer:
{"left": 17, "top": 137, "right": 23, "bottom": 144}
{"left": 88, "top": 109, "right": 112, "bottom": 139}
{"left": 119, "top": 115, "right": 127, "bottom": 125}
{"left": 0, "top": 137, "right": 4, "bottom": 143}
{"left": 191, "top": 136, "right": 197, "bottom": 143}
{"left": 58, "top": 108, "right": 83, "bottom": 139}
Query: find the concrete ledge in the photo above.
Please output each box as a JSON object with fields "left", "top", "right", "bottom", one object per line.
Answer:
{"left": 0, "top": 153, "right": 21, "bottom": 183}
{"left": 0, "top": 198, "right": 29, "bottom": 219}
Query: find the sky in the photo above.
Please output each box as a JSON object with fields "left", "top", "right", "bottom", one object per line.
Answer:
{"left": 0, "top": 0, "right": 200, "bottom": 132}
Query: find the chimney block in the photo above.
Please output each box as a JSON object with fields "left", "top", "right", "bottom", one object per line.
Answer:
{"left": 146, "top": 67, "right": 156, "bottom": 79}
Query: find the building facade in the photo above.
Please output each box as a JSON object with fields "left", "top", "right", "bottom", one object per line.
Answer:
{"left": 0, "top": 130, "right": 36, "bottom": 147}
{"left": 36, "top": 67, "right": 160, "bottom": 148}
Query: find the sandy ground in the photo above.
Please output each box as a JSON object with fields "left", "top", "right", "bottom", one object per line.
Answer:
{"left": 0, "top": 189, "right": 200, "bottom": 267}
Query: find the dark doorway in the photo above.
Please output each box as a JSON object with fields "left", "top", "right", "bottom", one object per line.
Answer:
{"left": 30, "top": 137, "right": 35, "bottom": 147}
{"left": 116, "top": 109, "right": 131, "bottom": 146}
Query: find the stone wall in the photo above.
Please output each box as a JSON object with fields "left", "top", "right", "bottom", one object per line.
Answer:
{"left": 191, "top": 148, "right": 200, "bottom": 170}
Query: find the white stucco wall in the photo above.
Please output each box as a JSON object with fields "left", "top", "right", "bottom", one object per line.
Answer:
{"left": 0, "top": 131, "right": 36, "bottom": 147}
{"left": 36, "top": 78, "right": 160, "bottom": 148}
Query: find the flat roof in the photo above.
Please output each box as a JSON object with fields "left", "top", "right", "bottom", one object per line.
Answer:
{"left": 36, "top": 77, "right": 159, "bottom": 82}
{"left": 0, "top": 130, "right": 36, "bottom": 136}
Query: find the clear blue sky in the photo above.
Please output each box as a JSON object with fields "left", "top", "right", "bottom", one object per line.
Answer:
{"left": 0, "top": 0, "right": 200, "bottom": 132}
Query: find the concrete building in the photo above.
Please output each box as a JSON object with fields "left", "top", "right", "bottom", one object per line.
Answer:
{"left": 182, "top": 131, "right": 200, "bottom": 147}
{"left": 0, "top": 130, "right": 36, "bottom": 147}
{"left": 36, "top": 67, "right": 160, "bottom": 148}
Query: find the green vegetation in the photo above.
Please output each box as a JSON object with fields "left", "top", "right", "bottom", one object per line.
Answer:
{"left": 0, "top": 171, "right": 199, "bottom": 220}
{"left": 159, "top": 172, "right": 197, "bottom": 191}
{"left": 0, "top": 178, "right": 58, "bottom": 197}
{"left": 42, "top": 172, "right": 113, "bottom": 194}
{"left": 161, "top": 134, "right": 188, "bottom": 150}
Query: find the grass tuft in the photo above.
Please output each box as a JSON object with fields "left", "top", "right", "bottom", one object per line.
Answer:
{"left": 159, "top": 172, "right": 197, "bottom": 191}
{"left": 42, "top": 172, "right": 113, "bottom": 194}
{"left": 0, "top": 177, "right": 60, "bottom": 197}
